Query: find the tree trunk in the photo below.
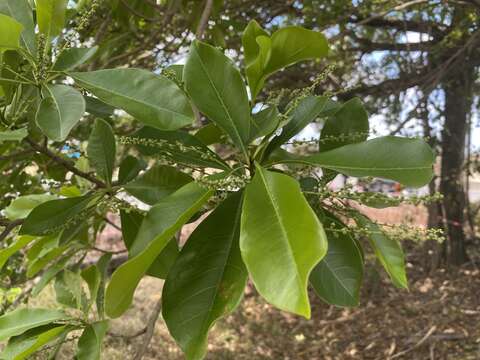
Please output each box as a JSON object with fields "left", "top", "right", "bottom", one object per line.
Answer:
{"left": 440, "top": 65, "right": 474, "bottom": 265}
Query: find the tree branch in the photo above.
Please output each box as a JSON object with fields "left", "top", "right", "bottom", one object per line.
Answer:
{"left": 134, "top": 295, "right": 163, "bottom": 360}
{"left": 25, "top": 137, "right": 106, "bottom": 188}
{"left": 0, "top": 219, "right": 24, "bottom": 242}
{"left": 349, "top": 38, "right": 438, "bottom": 52}
{"left": 196, "top": 0, "right": 214, "bottom": 39}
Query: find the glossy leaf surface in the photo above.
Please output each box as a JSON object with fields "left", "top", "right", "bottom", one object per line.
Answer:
{"left": 310, "top": 213, "right": 363, "bottom": 307}
{"left": 87, "top": 118, "right": 116, "bottom": 186}
{"left": 35, "top": 84, "right": 85, "bottom": 142}
{"left": 184, "top": 40, "right": 250, "bottom": 156}
{"left": 163, "top": 192, "right": 247, "bottom": 360}
{"left": 105, "top": 183, "right": 212, "bottom": 318}
{"left": 124, "top": 165, "right": 192, "bottom": 205}
{"left": 0, "top": 309, "right": 67, "bottom": 341}
{"left": 355, "top": 214, "right": 408, "bottom": 289}
{"left": 240, "top": 165, "right": 327, "bottom": 318}
{"left": 69, "top": 69, "right": 194, "bottom": 130}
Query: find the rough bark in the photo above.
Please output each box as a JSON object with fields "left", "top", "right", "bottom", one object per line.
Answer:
{"left": 440, "top": 64, "right": 474, "bottom": 265}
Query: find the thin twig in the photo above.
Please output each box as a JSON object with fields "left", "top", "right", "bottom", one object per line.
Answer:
{"left": 25, "top": 137, "right": 106, "bottom": 188}
{"left": 196, "top": 0, "right": 214, "bottom": 39}
{"left": 134, "top": 296, "right": 163, "bottom": 360}
{"left": 390, "top": 326, "right": 437, "bottom": 359}
{"left": 0, "top": 219, "right": 24, "bottom": 242}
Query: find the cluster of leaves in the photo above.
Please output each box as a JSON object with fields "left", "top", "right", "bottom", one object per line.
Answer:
{"left": 0, "top": 2, "right": 435, "bottom": 359}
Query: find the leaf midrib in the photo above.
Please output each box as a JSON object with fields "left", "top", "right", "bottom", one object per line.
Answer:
{"left": 192, "top": 45, "right": 248, "bottom": 157}
{"left": 257, "top": 169, "right": 304, "bottom": 296}
{"left": 71, "top": 73, "right": 191, "bottom": 120}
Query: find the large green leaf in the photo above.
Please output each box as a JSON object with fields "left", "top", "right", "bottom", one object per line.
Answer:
{"left": 0, "top": 128, "right": 28, "bottom": 143}
{"left": 76, "top": 321, "right": 109, "bottom": 360}
{"left": 273, "top": 136, "right": 435, "bottom": 188}
{"left": 242, "top": 22, "right": 329, "bottom": 99}
{"left": 69, "top": 69, "right": 194, "bottom": 131}
{"left": 163, "top": 192, "right": 247, "bottom": 360}
{"left": 184, "top": 40, "right": 250, "bottom": 156}
{"left": 119, "top": 210, "right": 143, "bottom": 250}
{"left": 53, "top": 46, "right": 98, "bottom": 71}
{"left": 19, "top": 195, "right": 97, "bottom": 236}
{"left": 319, "top": 97, "right": 369, "bottom": 152}
{"left": 0, "top": 14, "right": 23, "bottom": 51}
{"left": 242, "top": 20, "right": 270, "bottom": 102}
{"left": 128, "top": 126, "right": 228, "bottom": 170}
{"left": 117, "top": 155, "right": 145, "bottom": 185}
{"left": 0, "top": 325, "right": 68, "bottom": 360}
{"left": 240, "top": 164, "right": 327, "bottom": 318}
{"left": 87, "top": 119, "right": 116, "bottom": 186}
{"left": 310, "top": 212, "right": 363, "bottom": 307}
{"left": 124, "top": 165, "right": 192, "bottom": 205}
{"left": 54, "top": 269, "right": 83, "bottom": 309}
{"left": 249, "top": 106, "right": 279, "bottom": 141}
{"left": 35, "top": 84, "right": 86, "bottom": 142}
{"left": 0, "top": 236, "right": 35, "bottom": 271}
{"left": 355, "top": 214, "right": 408, "bottom": 289}
{"left": 4, "top": 194, "right": 56, "bottom": 220}
{"left": 105, "top": 182, "right": 212, "bottom": 318}
{"left": 119, "top": 209, "right": 179, "bottom": 279}
{"left": 265, "top": 26, "right": 329, "bottom": 74}
{"left": 36, "top": 0, "right": 67, "bottom": 38}
{"left": 0, "top": 308, "right": 67, "bottom": 341}
{"left": 0, "top": 0, "right": 36, "bottom": 55}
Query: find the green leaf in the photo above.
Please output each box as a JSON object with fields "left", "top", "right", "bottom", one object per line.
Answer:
{"left": 31, "top": 256, "right": 71, "bottom": 296}
{"left": 36, "top": 0, "right": 67, "bottom": 38}
{"left": 0, "top": 14, "right": 23, "bottom": 50}
{"left": 76, "top": 321, "right": 109, "bottom": 360}
{"left": 54, "top": 270, "right": 83, "bottom": 309}
{"left": 119, "top": 210, "right": 143, "bottom": 250}
{"left": 194, "top": 123, "right": 224, "bottom": 145}
{"left": 69, "top": 69, "right": 194, "bottom": 130}
{"left": 0, "top": 308, "right": 67, "bottom": 341}
{"left": 0, "top": 0, "right": 36, "bottom": 55}
{"left": 242, "top": 20, "right": 270, "bottom": 101}
{"left": 0, "top": 128, "right": 28, "bottom": 142}
{"left": 265, "top": 26, "right": 329, "bottom": 74}
{"left": 249, "top": 106, "right": 279, "bottom": 141}
{"left": 95, "top": 253, "right": 112, "bottom": 319}
{"left": 124, "top": 165, "right": 192, "bottom": 205}
{"left": 105, "top": 182, "right": 212, "bottom": 318}
{"left": 355, "top": 214, "right": 408, "bottom": 289}
{"left": 84, "top": 96, "right": 115, "bottom": 118}
{"left": 35, "top": 84, "right": 86, "bottom": 141}
{"left": 1, "top": 324, "right": 68, "bottom": 360}
{"left": 310, "top": 213, "right": 363, "bottom": 307}
{"left": 19, "top": 195, "right": 97, "bottom": 236}
{"left": 129, "top": 126, "right": 228, "bottom": 170}
{"left": 81, "top": 266, "right": 101, "bottom": 309}
{"left": 87, "top": 119, "right": 116, "bottom": 186}
{"left": 117, "top": 155, "right": 145, "bottom": 185}
{"left": 4, "top": 194, "right": 56, "bottom": 220}
{"left": 163, "top": 192, "right": 247, "bottom": 360}
{"left": 0, "top": 236, "right": 35, "bottom": 271}
{"left": 121, "top": 209, "right": 180, "bottom": 280}
{"left": 184, "top": 40, "right": 250, "bottom": 156}
{"left": 53, "top": 46, "right": 98, "bottom": 71}
{"left": 27, "top": 245, "right": 70, "bottom": 278}
{"left": 147, "top": 239, "right": 179, "bottom": 279}
{"left": 242, "top": 22, "right": 329, "bottom": 99}
{"left": 265, "top": 96, "right": 335, "bottom": 157}
{"left": 240, "top": 164, "right": 328, "bottom": 318}
{"left": 275, "top": 136, "right": 435, "bottom": 188}
{"left": 319, "top": 98, "right": 369, "bottom": 152}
